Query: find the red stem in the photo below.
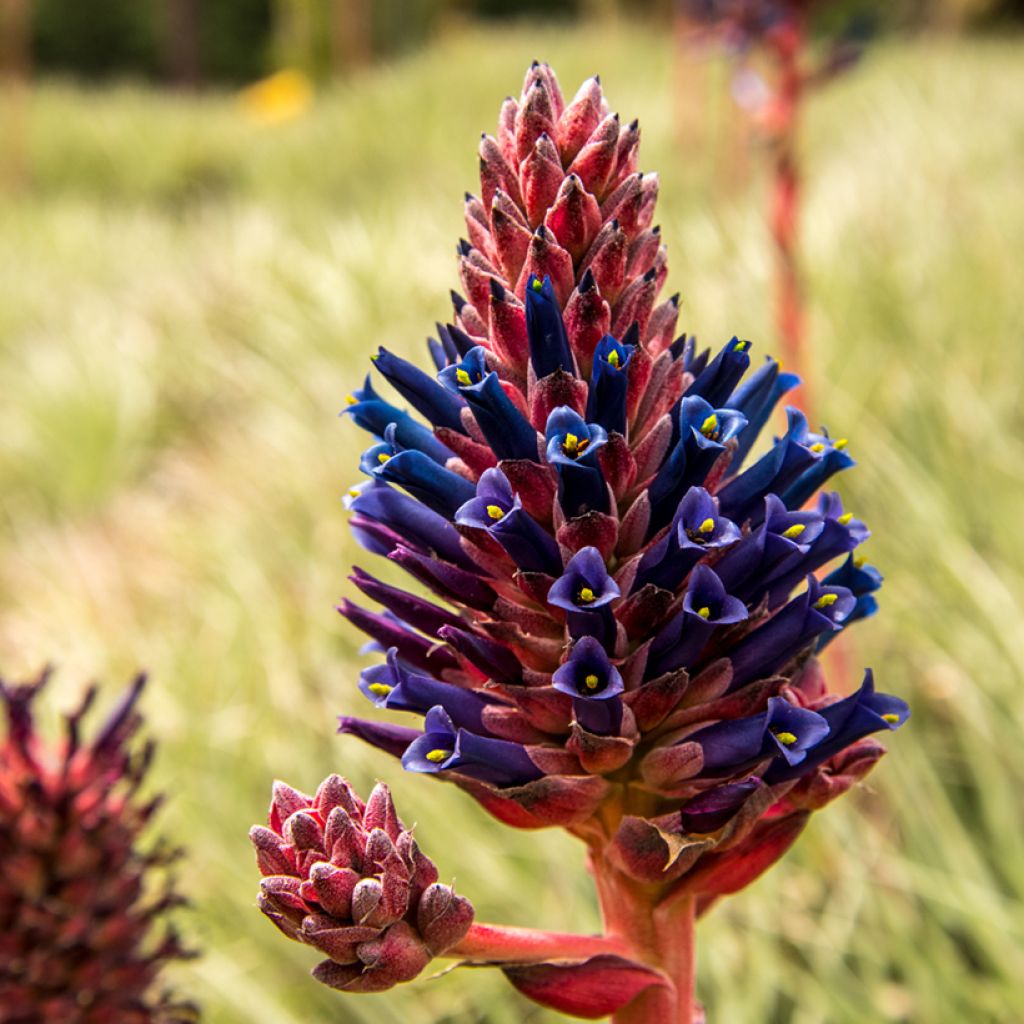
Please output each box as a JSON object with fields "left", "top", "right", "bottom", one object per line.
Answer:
{"left": 448, "top": 922, "right": 629, "bottom": 964}
{"left": 769, "top": 19, "right": 811, "bottom": 418}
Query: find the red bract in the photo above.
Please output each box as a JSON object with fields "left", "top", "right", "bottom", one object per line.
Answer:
{"left": 0, "top": 670, "right": 196, "bottom": 1023}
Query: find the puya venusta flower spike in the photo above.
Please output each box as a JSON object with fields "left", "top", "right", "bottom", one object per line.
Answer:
{"left": 1, "top": 670, "right": 197, "bottom": 1023}
{"left": 252, "top": 61, "right": 908, "bottom": 1022}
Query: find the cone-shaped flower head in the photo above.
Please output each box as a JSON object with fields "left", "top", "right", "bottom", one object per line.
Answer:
{"left": 337, "top": 63, "right": 906, "bottom": 897}
{"left": 250, "top": 775, "right": 473, "bottom": 993}
{"left": 0, "top": 669, "right": 196, "bottom": 1023}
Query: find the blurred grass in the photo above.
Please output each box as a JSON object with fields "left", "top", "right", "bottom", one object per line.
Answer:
{"left": 1, "top": 19, "right": 1023, "bottom": 1024}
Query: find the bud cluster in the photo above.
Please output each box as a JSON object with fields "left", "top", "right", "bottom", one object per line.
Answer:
{"left": 251, "top": 776, "right": 473, "bottom": 993}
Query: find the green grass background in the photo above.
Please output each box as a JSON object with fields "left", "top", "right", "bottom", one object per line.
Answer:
{"left": 1, "top": 20, "right": 1023, "bottom": 1023}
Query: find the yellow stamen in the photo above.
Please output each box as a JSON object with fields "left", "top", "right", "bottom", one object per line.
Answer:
{"left": 781, "top": 524, "right": 805, "bottom": 540}
{"left": 583, "top": 673, "right": 601, "bottom": 691}
{"left": 531, "top": 278, "right": 544, "bottom": 292}
{"left": 486, "top": 504, "right": 505, "bottom": 521}
{"left": 367, "top": 683, "right": 393, "bottom": 697}
{"left": 837, "top": 512, "right": 853, "bottom": 525}
{"left": 377, "top": 453, "right": 391, "bottom": 464}
{"left": 698, "top": 518, "right": 715, "bottom": 535}
{"left": 456, "top": 368, "right": 471, "bottom": 386}
{"left": 882, "top": 713, "right": 900, "bottom": 724}
{"left": 700, "top": 413, "right": 718, "bottom": 437}
{"left": 834, "top": 438, "right": 848, "bottom": 450}
{"left": 697, "top": 606, "right": 711, "bottom": 619}
{"left": 425, "top": 749, "right": 452, "bottom": 763}
{"left": 774, "top": 731, "right": 798, "bottom": 746}
{"left": 608, "top": 349, "right": 621, "bottom": 369}
{"left": 348, "top": 488, "right": 361, "bottom": 498}
{"left": 346, "top": 394, "right": 358, "bottom": 405}
{"left": 578, "top": 587, "right": 596, "bottom": 604}
{"left": 734, "top": 340, "right": 750, "bottom": 352}
{"left": 853, "top": 556, "right": 866, "bottom": 568}
{"left": 814, "top": 593, "right": 839, "bottom": 610}
{"left": 809, "top": 442, "right": 826, "bottom": 453}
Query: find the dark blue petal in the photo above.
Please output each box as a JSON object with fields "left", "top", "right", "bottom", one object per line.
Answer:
{"left": 372, "top": 346, "right": 468, "bottom": 433}
{"left": 526, "top": 275, "right": 575, "bottom": 378}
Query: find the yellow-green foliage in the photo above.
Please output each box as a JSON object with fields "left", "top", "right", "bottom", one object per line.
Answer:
{"left": 1, "top": 22, "right": 1022, "bottom": 1024}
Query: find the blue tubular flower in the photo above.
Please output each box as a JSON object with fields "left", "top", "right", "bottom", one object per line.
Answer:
{"left": 684, "top": 337, "right": 752, "bottom": 408}
{"left": 818, "top": 554, "right": 883, "bottom": 648}
{"left": 726, "top": 577, "right": 856, "bottom": 690}
{"left": 587, "top": 335, "right": 634, "bottom": 436}
{"left": 679, "top": 779, "right": 762, "bottom": 833}
{"left": 455, "top": 468, "right": 563, "bottom": 576}
{"left": 648, "top": 564, "right": 747, "bottom": 675}
{"left": 545, "top": 407, "right": 610, "bottom": 517}
{"left": 778, "top": 418, "right": 856, "bottom": 511}
{"left": 725, "top": 357, "right": 800, "bottom": 471}
{"left": 551, "top": 636, "right": 625, "bottom": 735}
{"left": 547, "top": 546, "right": 621, "bottom": 644}
{"left": 436, "top": 624, "right": 523, "bottom": 686}
{"left": 371, "top": 346, "right": 468, "bottom": 433}
{"left": 765, "top": 670, "right": 909, "bottom": 783}
{"left": 761, "top": 493, "right": 870, "bottom": 608}
{"left": 526, "top": 275, "right": 575, "bottom": 378}
{"left": 443, "top": 353, "right": 540, "bottom": 462}
{"left": 359, "top": 649, "right": 497, "bottom": 732}
{"left": 634, "top": 487, "right": 741, "bottom": 593}
{"left": 647, "top": 397, "right": 748, "bottom": 534}
{"left": 402, "top": 706, "right": 543, "bottom": 786}
{"left": 714, "top": 407, "right": 821, "bottom": 526}
{"left": 689, "top": 697, "right": 831, "bottom": 777}
{"left": 350, "top": 480, "right": 472, "bottom": 568}
{"left": 713, "top": 493, "right": 825, "bottom": 603}
{"left": 437, "top": 345, "right": 488, "bottom": 394}
{"left": 363, "top": 424, "right": 474, "bottom": 517}
{"left": 344, "top": 375, "right": 456, "bottom": 465}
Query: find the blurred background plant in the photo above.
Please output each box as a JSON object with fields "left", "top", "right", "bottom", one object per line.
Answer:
{"left": 0, "top": 1, "right": 1022, "bottom": 1022}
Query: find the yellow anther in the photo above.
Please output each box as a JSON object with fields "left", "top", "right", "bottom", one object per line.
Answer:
{"left": 814, "top": 593, "right": 839, "bottom": 610}
{"left": 698, "top": 518, "right": 715, "bottom": 534}
{"left": 781, "top": 524, "right": 806, "bottom": 540}
{"left": 774, "top": 731, "right": 798, "bottom": 746}
{"left": 486, "top": 504, "right": 505, "bottom": 521}
{"left": 882, "top": 713, "right": 900, "bottom": 724}
{"left": 578, "top": 587, "right": 596, "bottom": 604}
{"left": 608, "top": 349, "right": 621, "bottom": 368}
{"left": 838, "top": 512, "right": 854, "bottom": 525}
{"left": 735, "top": 340, "right": 750, "bottom": 352}
{"left": 348, "top": 488, "right": 361, "bottom": 498}
{"left": 377, "top": 452, "right": 391, "bottom": 464}
{"left": 697, "top": 606, "right": 711, "bottom": 619}
{"left": 809, "top": 442, "right": 826, "bottom": 453}
{"left": 425, "top": 749, "right": 452, "bottom": 763}
{"left": 853, "top": 556, "right": 866, "bottom": 568}
{"left": 834, "top": 438, "right": 849, "bottom": 450}
{"left": 583, "top": 673, "right": 601, "bottom": 691}
{"left": 346, "top": 394, "right": 358, "bottom": 405}
{"left": 700, "top": 413, "right": 718, "bottom": 437}
{"left": 563, "top": 432, "right": 579, "bottom": 454}
{"left": 456, "top": 368, "right": 472, "bottom": 386}
{"left": 367, "top": 683, "right": 393, "bottom": 697}
{"left": 532, "top": 277, "right": 544, "bottom": 292}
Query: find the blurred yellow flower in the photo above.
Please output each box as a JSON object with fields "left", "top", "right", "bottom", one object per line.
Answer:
{"left": 238, "top": 69, "right": 314, "bottom": 125}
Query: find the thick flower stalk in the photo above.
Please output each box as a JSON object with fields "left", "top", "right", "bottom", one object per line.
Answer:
{"left": 0, "top": 669, "right": 196, "bottom": 1023}
{"left": 254, "top": 63, "right": 906, "bottom": 1022}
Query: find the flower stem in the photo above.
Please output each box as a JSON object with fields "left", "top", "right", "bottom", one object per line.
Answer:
{"left": 588, "top": 851, "right": 701, "bottom": 1024}
{"left": 448, "top": 922, "right": 628, "bottom": 964}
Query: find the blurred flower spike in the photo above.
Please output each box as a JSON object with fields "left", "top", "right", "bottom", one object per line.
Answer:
{"left": 256, "top": 61, "right": 908, "bottom": 1021}
{"left": 0, "top": 669, "right": 197, "bottom": 1023}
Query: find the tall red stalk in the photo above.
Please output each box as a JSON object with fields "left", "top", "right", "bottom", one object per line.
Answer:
{"left": 768, "top": 15, "right": 812, "bottom": 416}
